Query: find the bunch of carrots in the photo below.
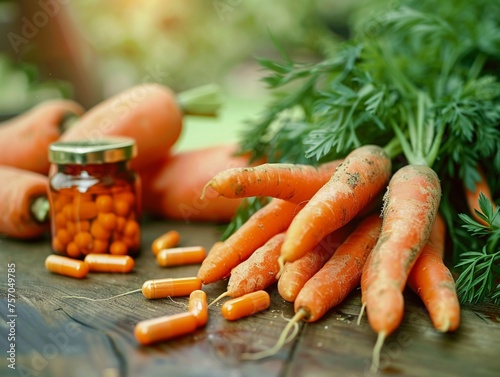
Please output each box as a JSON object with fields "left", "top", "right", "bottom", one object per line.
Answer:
{"left": 196, "top": 144, "right": 468, "bottom": 371}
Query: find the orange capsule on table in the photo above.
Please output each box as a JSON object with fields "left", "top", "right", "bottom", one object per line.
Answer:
{"left": 188, "top": 290, "right": 208, "bottom": 327}
{"left": 134, "top": 312, "right": 198, "bottom": 346}
{"left": 141, "top": 277, "right": 202, "bottom": 299}
{"left": 221, "top": 290, "right": 271, "bottom": 321}
{"left": 151, "top": 230, "right": 181, "bottom": 255}
{"left": 45, "top": 255, "right": 89, "bottom": 279}
{"left": 156, "top": 246, "right": 206, "bottom": 267}
{"left": 84, "top": 254, "right": 135, "bottom": 273}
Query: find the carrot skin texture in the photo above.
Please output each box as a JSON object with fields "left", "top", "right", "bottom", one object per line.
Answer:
{"left": 278, "top": 224, "right": 354, "bottom": 302}
{"left": 60, "top": 84, "right": 182, "bottom": 171}
{"left": 204, "top": 160, "right": 342, "bottom": 204}
{"left": 363, "top": 164, "right": 442, "bottom": 336}
{"left": 226, "top": 233, "right": 286, "bottom": 297}
{"left": 407, "top": 214, "right": 460, "bottom": 332}
{"left": 197, "top": 199, "right": 303, "bottom": 284}
{"left": 0, "top": 166, "right": 49, "bottom": 239}
{"left": 280, "top": 145, "right": 391, "bottom": 264}
{"left": 0, "top": 99, "right": 84, "bottom": 174}
{"left": 140, "top": 144, "right": 251, "bottom": 222}
{"left": 295, "top": 214, "right": 382, "bottom": 322}
{"left": 134, "top": 312, "right": 198, "bottom": 346}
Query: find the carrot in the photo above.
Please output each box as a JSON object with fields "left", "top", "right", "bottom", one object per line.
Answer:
{"left": 197, "top": 198, "right": 303, "bottom": 284}
{"left": 209, "top": 233, "right": 286, "bottom": 306}
{"left": 278, "top": 145, "right": 391, "bottom": 270}
{"left": 407, "top": 213, "right": 460, "bottom": 332}
{"left": 0, "top": 99, "right": 84, "bottom": 174}
{"left": 202, "top": 159, "right": 342, "bottom": 204}
{"left": 59, "top": 83, "right": 183, "bottom": 171}
{"left": 241, "top": 214, "right": 382, "bottom": 360}
{"left": 361, "top": 164, "right": 441, "bottom": 373}
{"left": 277, "top": 223, "right": 355, "bottom": 302}
{"left": 0, "top": 166, "right": 50, "bottom": 239}
{"left": 140, "top": 144, "right": 253, "bottom": 222}
{"left": 464, "top": 165, "right": 495, "bottom": 226}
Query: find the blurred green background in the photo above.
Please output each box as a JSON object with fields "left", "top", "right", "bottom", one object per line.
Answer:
{"left": 0, "top": 0, "right": 369, "bottom": 151}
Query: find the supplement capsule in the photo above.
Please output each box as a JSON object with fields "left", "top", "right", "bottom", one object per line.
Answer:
{"left": 83, "top": 254, "right": 135, "bottom": 273}
{"left": 152, "top": 230, "right": 180, "bottom": 255}
{"left": 188, "top": 290, "right": 208, "bottom": 327}
{"left": 141, "top": 277, "right": 202, "bottom": 299}
{"left": 45, "top": 255, "right": 89, "bottom": 279}
{"left": 221, "top": 290, "right": 271, "bottom": 321}
{"left": 134, "top": 312, "right": 198, "bottom": 346}
{"left": 156, "top": 246, "right": 206, "bottom": 267}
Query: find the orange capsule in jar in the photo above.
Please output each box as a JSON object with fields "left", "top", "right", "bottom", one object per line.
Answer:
{"left": 45, "top": 255, "right": 88, "bottom": 279}
{"left": 141, "top": 277, "right": 202, "bottom": 299}
{"left": 134, "top": 312, "right": 198, "bottom": 346}
{"left": 221, "top": 290, "right": 271, "bottom": 321}
{"left": 48, "top": 137, "right": 141, "bottom": 257}
{"left": 84, "top": 254, "right": 134, "bottom": 273}
{"left": 156, "top": 246, "right": 206, "bottom": 267}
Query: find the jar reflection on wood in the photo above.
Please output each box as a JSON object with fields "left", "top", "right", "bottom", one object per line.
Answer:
{"left": 48, "top": 137, "right": 141, "bottom": 258}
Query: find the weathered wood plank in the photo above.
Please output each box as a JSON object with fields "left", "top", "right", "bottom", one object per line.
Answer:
{"left": 1, "top": 219, "right": 500, "bottom": 377}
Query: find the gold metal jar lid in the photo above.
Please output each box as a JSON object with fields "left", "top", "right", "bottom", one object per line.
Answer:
{"left": 49, "top": 137, "right": 137, "bottom": 164}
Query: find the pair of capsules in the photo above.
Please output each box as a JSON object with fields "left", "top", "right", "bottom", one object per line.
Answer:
{"left": 45, "top": 244, "right": 206, "bottom": 278}
{"left": 135, "top": 285, "right": 272, "bottom": 345}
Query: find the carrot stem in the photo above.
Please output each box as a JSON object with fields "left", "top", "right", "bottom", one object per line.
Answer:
{"left": 30, "top": 196, "right": 50, "bottom": 223}
{"left": 370, "top": 331, "right": 387, "bottom": 374}
{"left": 177, "top": 84, "right": 222, "bottom": 117}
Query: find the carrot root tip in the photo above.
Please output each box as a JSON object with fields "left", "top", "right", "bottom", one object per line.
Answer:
{"left": 357, "top": 302, "right": 366, "bottom": 326}
{"left": 60, "top": 288, "right": 142, "bottom": 302}
{"left": 370, "top": 331, "right": 386, "bottom": 375}
{"left": 240, "top": 309, "right": 304, "bottom": 361}
{"left": 276, "top": 256, "right": 286, "bottom": 279}
{"left": 207, "top": 291, "right": 229, "bottom": 308}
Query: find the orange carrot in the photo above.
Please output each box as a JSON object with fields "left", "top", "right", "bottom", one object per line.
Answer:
{"left": 295, "top": 214, "right": 382, "bottom": 322}
{"left": 361, "top": 164, "right": 441, "bottom": 373}
{"left": 197, "top": 198, "right": 303, "bottom": 284}
{"left": 140, "top": 144, "right": 253, "bottom": 222}
{"left": 59, "top": 83, "right": 183, "bottom": 171}
{"left": 407, "top": 213, "right": 460, "bottom": 332}
{"left": 0, "top": 166, "right": 50, "bottom": 239}
{"left": 210, "top": 233, "right": 286, "bottom": 306}
{"left": 202, "top": 159, "right": 342, "bottom": 204}
{"left": 279, "top": 145, "right": 391, "bottom": 270}
{"left": 241, "top": 214, "right": 382, "bottom": 360}
{"left": 277, "top": 223, "right": 355, "bottom": 302}
{"left": 0, "top": 99, "right": 84, "bottom": 174}
{"left": 464, "top": 165, "right": 496, "bottom": 226}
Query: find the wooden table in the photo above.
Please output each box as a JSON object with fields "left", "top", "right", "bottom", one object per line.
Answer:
{"left": 1, "top": 219, "right": 499, "bottom": 377}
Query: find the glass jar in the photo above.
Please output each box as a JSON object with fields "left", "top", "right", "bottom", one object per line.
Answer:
{"left": 48, "top": 137, "right": 141, "bottom": 258}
